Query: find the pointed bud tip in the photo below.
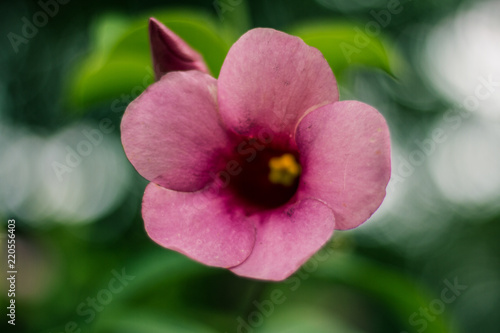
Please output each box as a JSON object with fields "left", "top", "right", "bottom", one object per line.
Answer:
{"left": 148, "top": 17, "right": 209, "bottom": 80}
{"left": 149, "top": 17, "right": 161, "bottom": 30}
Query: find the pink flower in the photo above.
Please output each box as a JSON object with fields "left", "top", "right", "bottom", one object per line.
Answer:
{"left": 120, "top": 18, "right": 391, "bottom": 281}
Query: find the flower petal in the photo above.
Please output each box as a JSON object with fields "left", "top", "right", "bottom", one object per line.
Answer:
{"left": 217, "top": 28, "right": 339, "bottom": 147}
{"left": 230, "top": 199, "right": 335, "bottom": 281}
{"left": 149, "top": 18, "right": 209, "bottom": 80}
{"left": 121, "top": 70, "right": 233, "bottom": 192}
{"left": 295, "top": 101, "right": 391, "bottom": 230}
{"left": 143, "top": 182, "right": 256, "bottom": 268}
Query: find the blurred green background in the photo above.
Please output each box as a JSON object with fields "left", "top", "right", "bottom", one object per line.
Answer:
{"left": 1, "top": 0, "right": 499, "bottom": 332}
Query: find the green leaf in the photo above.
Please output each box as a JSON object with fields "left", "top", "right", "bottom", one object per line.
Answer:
{"left": 257, "top": 306, "right": 364, "bottom": 333}
{"left": 313, "top": 252, "right": 451, "bottom": 333}
{"left": 288, "top": 22, "right": 404, "bottom": 80}
{"left": 95, "top": 309, "right": 219, "bottom": 333}
{"left": 106, "top": 250, "right": 209, "bottom": 303}
{"left": 109, "top": 10, "right": 230, "bottom": 75}
{"left": 68, "top": 54, "right": 154, "bottom": 109}
{"left": 214, "top": 0, "right": 252, "bottom": 41}
{"left": 91, "top": 13, "right": 131, "bottom": 54}
{"left": 66, "top": 10, "right": 229, "bottom": 110}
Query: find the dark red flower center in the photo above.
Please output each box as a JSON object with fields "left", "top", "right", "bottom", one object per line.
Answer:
{"left": 231, "top": 148, "right": 301, "bottom": 209}
{"left": 214, "top": 135, "right": 301, "bottom": 210}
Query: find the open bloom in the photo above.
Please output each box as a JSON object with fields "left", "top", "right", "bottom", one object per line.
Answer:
{"left": 121, "top": 18, "right": 391, "bottom": 281}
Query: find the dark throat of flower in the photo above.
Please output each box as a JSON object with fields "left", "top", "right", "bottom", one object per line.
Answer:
{"left": 226, "top": 147, "right": 302, "bottom": 210}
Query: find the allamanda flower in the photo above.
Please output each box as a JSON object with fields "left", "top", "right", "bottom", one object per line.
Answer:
{"left": 121, "top": 18, "right": 391, "bottom": 281}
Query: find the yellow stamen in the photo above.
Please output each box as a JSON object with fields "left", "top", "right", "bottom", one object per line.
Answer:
{"left": 268, "top": 153, "right": 301, "bottom": 186}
